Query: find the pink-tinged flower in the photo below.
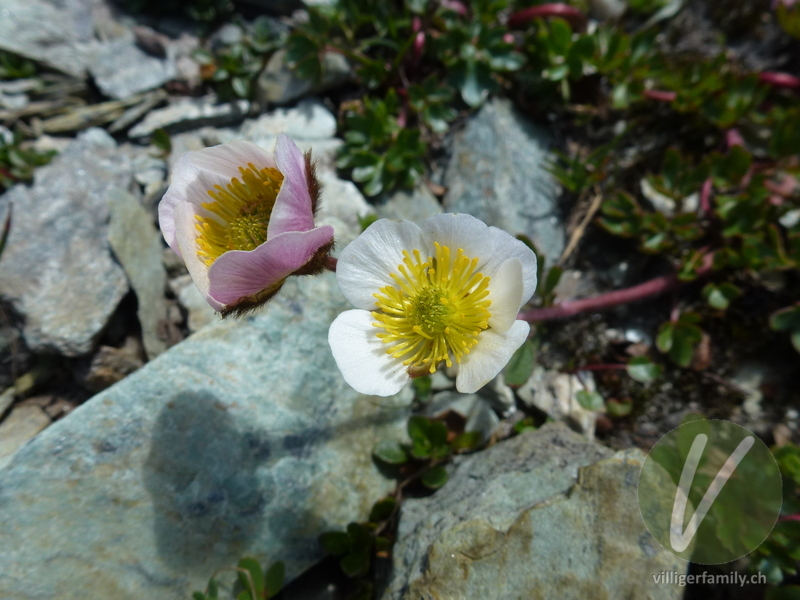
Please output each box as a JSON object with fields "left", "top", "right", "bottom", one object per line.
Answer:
{"left": 159, "top": 135, "right": 334, "bottom": 316}
{"left": 328, "top": 214, "right": 537, "bottom": 396}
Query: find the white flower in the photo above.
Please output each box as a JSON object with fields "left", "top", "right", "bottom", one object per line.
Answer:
{"left": 328, "top": 213, "right": 537, "bottom": 396}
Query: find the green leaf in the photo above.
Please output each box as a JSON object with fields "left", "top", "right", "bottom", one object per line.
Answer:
{"left": 150, "top": 128, "right": 172, "bottom": 155}
{"left": 207, "top": 578, "right": 218, "bottom": 599}
{"left": 626, "top": 357, "right": 662, "bottom": 383}
{"left": 231, "top": 76, "right": 250, "bottom": 98}
{"left": 428, "top": 420, "right": 448, "bottom": 448}
{"left": 320, "top": 531, "right": 351, "bottom": 556}
{"left": 369, "top": 497, "right": 396, "bottom": 522}
{"left": 792, "top": 329, "right": 800, "bottom": 354}
{"left": 607, "top": 398, "right": 633, "bottom": 417}
{"left": 421, "top": 465, "right": 449, "bottom": 489}
{"left": 669, "top": 328, "right": 697, "bottom": 367}
{"left": 451, "top": 431, "right": 482, "bottom": 452}
{"left": 542, "top": 266, "right": 563, "bottom": 296}
{"left": 702, "top": 282, "right": 741, "bottom": 310}
{"left": 407, "top": 415, "right": 431, "bottom": 444}
{"left": 656, "top": 321, "right": 674, "bottom": 353}
{"left": 504, "top": 339, "right": 535, "bottom": 386}
{"left": 576, "top": 390, "right": 604, "bottom": 411}
{"left": 193, "top": 593, "right": 206, "bottom": 600}
{"left": 347, "top": 523, "right": 373, "bottom": 553}
{"left": 373, "top": 439, "right": 408, "bottom": 465}
{"left": 237, "top": 558, "right": 264, "bottom": 596}
{"left": 412, "top": 375, "right": 432, "bottom": 400}
{"left": 770, "top": 306, "right": 800, "bottom": 331}
{"left": 358, "top": 213, "right": 378, "bottom": 232}
{"left": 340, "top": 551, "right": 370, "bottom": 578}
{"left": 264, "top": 561, "right": 285, "bottom": 598}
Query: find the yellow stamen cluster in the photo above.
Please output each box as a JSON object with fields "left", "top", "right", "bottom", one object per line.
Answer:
{"left": 372, "top": 242, "right": 492, "bottom": 374}
{"left": 195, "top": 164, "right": 284, "bottom": 265}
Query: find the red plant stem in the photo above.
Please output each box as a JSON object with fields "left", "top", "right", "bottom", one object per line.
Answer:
{"left": 519, "top": 255, "right": 714, "bottom": 323}
{"left": 440, "top": 0, "right": 468, "bottom": 16}
{"left": 325, "top": 256, "right": 338, "bottom": 272}
{"left": 780, "top": 513, "right": 800, "bottom": 522}
{"left": 759, "top": 71, "right": 800, "bottom": 91}
{"left": 726, "top": 128, "right": 745, "bottom": 149}
{"left": 700, "top": 178, "right": 713, "bottom": 217}
{"left": 507, "top": 3, "right": 587, "bottom": 31}
{"left": 643, "top": 89, "right": 677, "bottom": 102}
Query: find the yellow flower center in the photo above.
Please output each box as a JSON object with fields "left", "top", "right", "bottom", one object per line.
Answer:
{"left": 195, "top": 163, "right": 284, "bottom": 266}
{"left": 372, "top": 242, "right": 492, "bottom": 374}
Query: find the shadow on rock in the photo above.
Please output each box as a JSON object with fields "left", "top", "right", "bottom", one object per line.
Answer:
{"left": 143, "top": 390, "right": 273, "bottom": 574}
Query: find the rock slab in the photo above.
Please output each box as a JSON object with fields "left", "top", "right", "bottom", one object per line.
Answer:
{"left": 443, "top": 97, "right": 565, "bottom": 263}
{"left": 383, "top": 422, "right": 685, "bottom": 600}
{"left": 0, "top": 129, "right": 131, "bottom": 356}
{"left": 108, "top": 188, "right": 169, "bottom": 359}
{"left": 0, "top": 175, "right": 411, "bottom": 599}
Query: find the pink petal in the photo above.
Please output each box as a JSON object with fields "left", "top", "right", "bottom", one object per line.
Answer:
{"left": 267, "top": 135, "right": 315, "bottom": 238}
{"left": 207, "top": 225, "right": 334, "bottom": 305}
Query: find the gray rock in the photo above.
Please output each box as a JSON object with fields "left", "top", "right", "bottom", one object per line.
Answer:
{"left": 89, "top": 36, "right": 176, "bottom": 100}
{"left": 0, "top": 151, "right": 411, "bottom": 598}
{"left": 0, "top": 128, "right": 131, "bottom": 356}
{"left": 171, "top": 274, "right": 219, "bottom": 334}
{"left": 517, "top": 366, "right": 599, "bottom": 438}
{"left": 129, "top": 97, "right": 251, "bottom": 139}
{"left": 443, "top": 97, "right": 565, "bottom": 262}
{"left": 78, "top": 339, "right": 145, "bottom": 393}
{"left": 383, "top": 423, "right": 685, "bottom": 600}
{"left": 0, "top": 404, "right": 51, "bottom": 470}
{"left": 425, "top": 391, "right": 500, "bottom": 443}
{"left": 256, "top": 49, "right": 352, "bottom": 106}
{"left": 374, "top": 185, "right": 442, "bottom": 224}
{"left": 316, "top": 170, "right": 374, "bottom": 248}
{"left": 0, "top": 0, "right": 174, "bottom": 99}
{"left": 108, "top": 188, "right": 170, "bottom": 360}
{"left": 0, "top": 272, "right": 411, "bottom": 599}
{"left": 0, "top": 0, "right": 97, "bottom": 78}
{"left": 0, "top": 387, "right": 14, "bottom": 418}
{"left": 240, "top": 98, "right": 337, "bottom": 141}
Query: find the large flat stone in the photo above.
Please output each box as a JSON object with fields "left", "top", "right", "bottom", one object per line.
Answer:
{"left": 383, "top": 422, "right": 686, "bottom": 600}
{"left": 443, "top": 97, "right": 565, "bottom": 263}
{"left": 108, "top": 188, "right": 169, "bottom": 360}
{"left": 0, "top": 274, "right": 412, "bottom": 599}
{"left": 0, "top": 128, "right": 131, "bottom": 356}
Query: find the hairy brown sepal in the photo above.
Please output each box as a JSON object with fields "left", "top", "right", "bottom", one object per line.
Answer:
{"left": 219, "top": 281, "right": 285, "bottom": 319}
{"left": 304, "top": 149, "right": 322, "bottom": 215}
{"left": 293, "top": 239, "right": 336, "bottom": 276}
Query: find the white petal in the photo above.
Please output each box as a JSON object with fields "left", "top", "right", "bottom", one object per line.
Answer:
{"left": 328, "top": 310, "right": 409, "bottom": 396}
{"left": 420, "top": 213, "right": 494, "bottom": 267}
{"left": 173, "top": 202, "right": 223, "bottom": 311}
{"left": 481, "top": 226, "right": 538, "bottom": 306}
{"left": 189, "top": 140, "right": 277, "bottom": 177}
{"left": 336, "top": 219, "right": 425, "bottom": 310}
{"left": 486, "top": 258, "right": 524, "bottom": 334}
{"left": 456, "top": 320, "right": 530, "bottom": 394}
